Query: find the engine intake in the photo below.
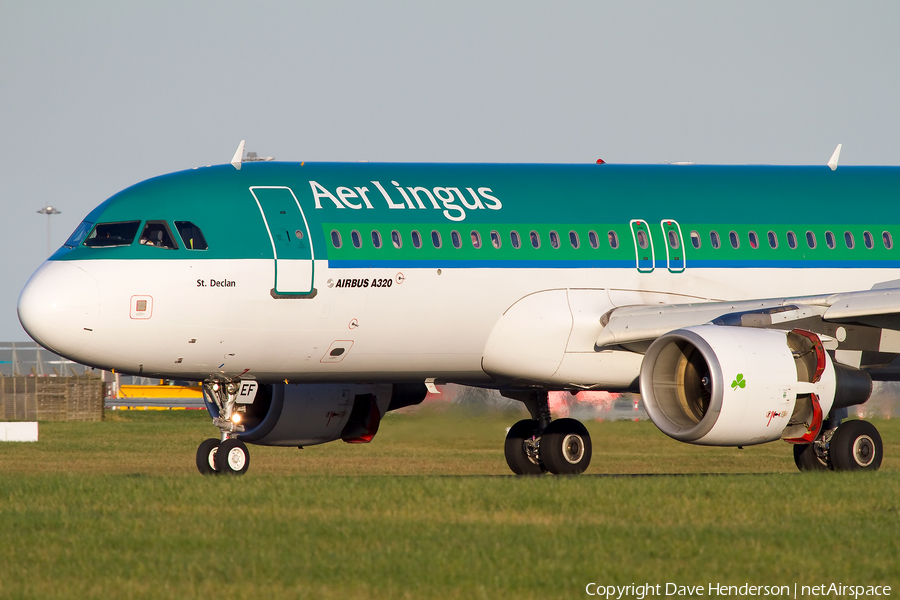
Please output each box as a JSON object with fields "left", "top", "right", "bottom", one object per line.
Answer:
{"left": 639, "top": 325, "right": 871, "bottom": 446}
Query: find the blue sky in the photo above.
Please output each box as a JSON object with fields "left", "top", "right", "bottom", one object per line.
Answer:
{"left": 2, "top": 2, "right": 899, "bottom": 340}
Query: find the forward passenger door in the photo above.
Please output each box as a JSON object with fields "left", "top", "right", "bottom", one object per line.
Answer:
{"left": 251, "top": 186, "right": 315, "bottom": 296}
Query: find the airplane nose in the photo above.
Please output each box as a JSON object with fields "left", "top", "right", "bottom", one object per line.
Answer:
{"left": 18, "top": 262, "right": 99, "bottom": 357}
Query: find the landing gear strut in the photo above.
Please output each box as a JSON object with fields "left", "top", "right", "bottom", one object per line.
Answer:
{"left": 196, "top": 378, "right": 252, "bottom": 476}
{"left": 504, "top": 391, "right": 592, "bottom": 475}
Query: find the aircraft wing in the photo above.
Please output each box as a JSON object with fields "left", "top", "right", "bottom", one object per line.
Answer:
{"left": 596, "top": 286, "right": 900, "bottom": 357}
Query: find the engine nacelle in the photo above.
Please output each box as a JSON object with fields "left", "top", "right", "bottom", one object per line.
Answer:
{"left": 639, "top": 325, "right": 871, "bottom": 446}
{"left": 203, "top": 383, "right": 414, "bottom": 447}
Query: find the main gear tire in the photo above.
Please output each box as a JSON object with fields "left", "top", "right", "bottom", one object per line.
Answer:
{"left": 504, "top": 419, "right": 546, "bottom": 475}
{"left": 830, "top": 420, "right": 882, "bottom": 471}
{"left": 792, "top": 443, "right": 828, "bottom": 472}
{"left": 540, "top": 418, "right": 592, "bottom": 475}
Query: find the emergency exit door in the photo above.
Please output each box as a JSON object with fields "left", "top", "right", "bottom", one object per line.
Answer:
{"left": 660, "top": 219, "right": 686, "bottom": 273}
{"left": 251, "top": 186, "right": 315, "bottom": 296}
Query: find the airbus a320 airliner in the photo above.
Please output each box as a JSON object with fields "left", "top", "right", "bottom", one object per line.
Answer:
{"left": 18, "top": 143, "right": 896, "bottom": 475}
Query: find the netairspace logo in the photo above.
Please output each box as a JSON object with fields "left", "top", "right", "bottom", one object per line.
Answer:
{"left": 584, "top": 582, "right": 893, "bottom": 599}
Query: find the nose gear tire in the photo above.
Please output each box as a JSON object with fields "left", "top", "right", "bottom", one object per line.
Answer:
{"left": 196, "top": 438, "right": 220, "bottom": 475}
{"left": 215, "top": 438, "right": 250, "bottom": 475}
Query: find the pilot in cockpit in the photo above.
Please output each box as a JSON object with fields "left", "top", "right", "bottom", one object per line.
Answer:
{"left": 139, "top": 222, "right": 176, "bottom": 249}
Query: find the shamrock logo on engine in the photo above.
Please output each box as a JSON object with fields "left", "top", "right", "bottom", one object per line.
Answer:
{"left": 731, "top": 374, "right": 746, "bottom": 389}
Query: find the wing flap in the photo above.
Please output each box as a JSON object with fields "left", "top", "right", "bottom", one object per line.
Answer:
{"left": 823, "top": 289, "right": 900, "bottom": 320}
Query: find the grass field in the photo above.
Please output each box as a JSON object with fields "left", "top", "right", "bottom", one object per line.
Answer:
{"left": 1, "top": 407, "right": 898, "bottom": 599}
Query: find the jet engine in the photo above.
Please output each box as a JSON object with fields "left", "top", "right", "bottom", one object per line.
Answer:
{"left": 203, "top": 382, "right": 427, "bottom": 447}
{"left": 639, "top": 325, "right": 872, "bottom": 446}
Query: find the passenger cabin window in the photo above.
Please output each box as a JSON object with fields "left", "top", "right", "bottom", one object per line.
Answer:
{"left": 65, "top": 220, "right": 94, "bottom": 248}
{"left": 864, "top": 231, "right": 874, "bottom": 249}
{"left": 710, "top": 231, "right": 721, "bottom": 249}
{"left": 451, "top": 230, "right": 462, "bottom": 249}
{"left": 490, "top": 230, "right": 501, "bottom": 249}
{"left": 549, "top": 231, "right": 560, "bottom": 249}
{"left": 806, "top": 231, "right": 817, "bottom": 249}
{"left": 729, "top": 231, "right": 739, "bottom": 249}
{"left": 431, "top": 230, "right": 442, "bottom": 249}
{"left": 667, "top": 230, "right": 680, "bottom": 249}
{"left": 470, "top": 231, "right": 481, "bottom": 249}
{"left": 606, "top": 230, "right": 617, "bottom": 249}
{"left": 84, "top": 221, "right": 141, "bottom": 247}
{"left": 391, "top": 230, "right": 402, "bottom": 249}
{"left": 371, "top": 230, "right": 382, "bottom": 249}
{"left": 530, "top": 231, "right": 541, "bottom": 249}
{"left": 748, "top": 231, "right": 758, "bottom": 249}
{"left": 883, "top": 231, "right": 893, "bottom": 249}
{"left": 569, "top": 231, "right": 580, "bottom": 249}
{"left": 510, "top": 231, "right": 521, "bottom": 249}
{"left": 690, "top": 230, "right": 701, "bottom": 249}
{"left": 351, "top": 230, "right": 362, "bottom": 249}
{"left": 844, "top": 231, "right": 855, "bottom": 249}
{"left": 330, "top": 230, "right": 342, "bottom": 249}
{"left": 175, "top": 221, "right": 208, "bottom": 250}
{"left": 825, "top": 231, "right": 836, "bottom": 249}
{"left": 139, "top": 221, "right": 178, "bottom": 249}
{"left": 588, "top": 230, "right": 599, "bottom": 249}
{"left": 636, "top": 230, "right": 649, "bottom": 250}
{"left": 767, "top": 231, "right": 778, "bottom": 249}
{"left": 411, "top": 230, "right": 422, "bottom": 249}
{"left": 787, "top": 231, "right": 797, "bottom": 249}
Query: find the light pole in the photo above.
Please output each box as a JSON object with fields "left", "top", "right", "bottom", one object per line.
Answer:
{"left": 37, "top": 206, "right": 61, "bottom": 256}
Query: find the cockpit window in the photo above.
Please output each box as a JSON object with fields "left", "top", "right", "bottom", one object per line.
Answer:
{"left": 83, "top": 221, "right": 141, "bottom": 247}
{"left": 64, "top": 220, "right": 94, "bottom": 248}
{"left": 139, "top": 221, "right": 178, "bottom": 249}
{"left": 175, "top": 221, "right": 208, "bottom": 250}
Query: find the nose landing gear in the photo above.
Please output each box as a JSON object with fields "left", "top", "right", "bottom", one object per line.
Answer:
{"left": 504, "top": 391, "right": 593, "bottom": 475}
{"left": 196, "top": 379, "right": 253, "bottom": 476}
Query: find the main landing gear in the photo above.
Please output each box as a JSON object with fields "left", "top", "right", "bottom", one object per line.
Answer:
{"left": 504, "top": 391, "right": 592, "bottom": 475}
{"left": 196, "top": 379, "right": 252, "bottom": 476}
{"left": 793, "top": 417, "right": 883, "bottom": 472}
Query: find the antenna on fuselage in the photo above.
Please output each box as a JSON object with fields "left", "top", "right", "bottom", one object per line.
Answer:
{"left": 230, "top": 140, "right": 274, "bottom": 169}
{"left": 231, "top": 140, "right": 245, "bottom": 170}
{"left": 828, "top": 143, "right": 842, "bottom": 171}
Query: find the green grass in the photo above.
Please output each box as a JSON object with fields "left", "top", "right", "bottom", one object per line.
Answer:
{"left": 0, "top": 408, "right": 898, "bottom": 599}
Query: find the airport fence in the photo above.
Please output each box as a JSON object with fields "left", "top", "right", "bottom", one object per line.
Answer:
{"left": 0, "top": 373, "right": 104, "bottom": 421}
